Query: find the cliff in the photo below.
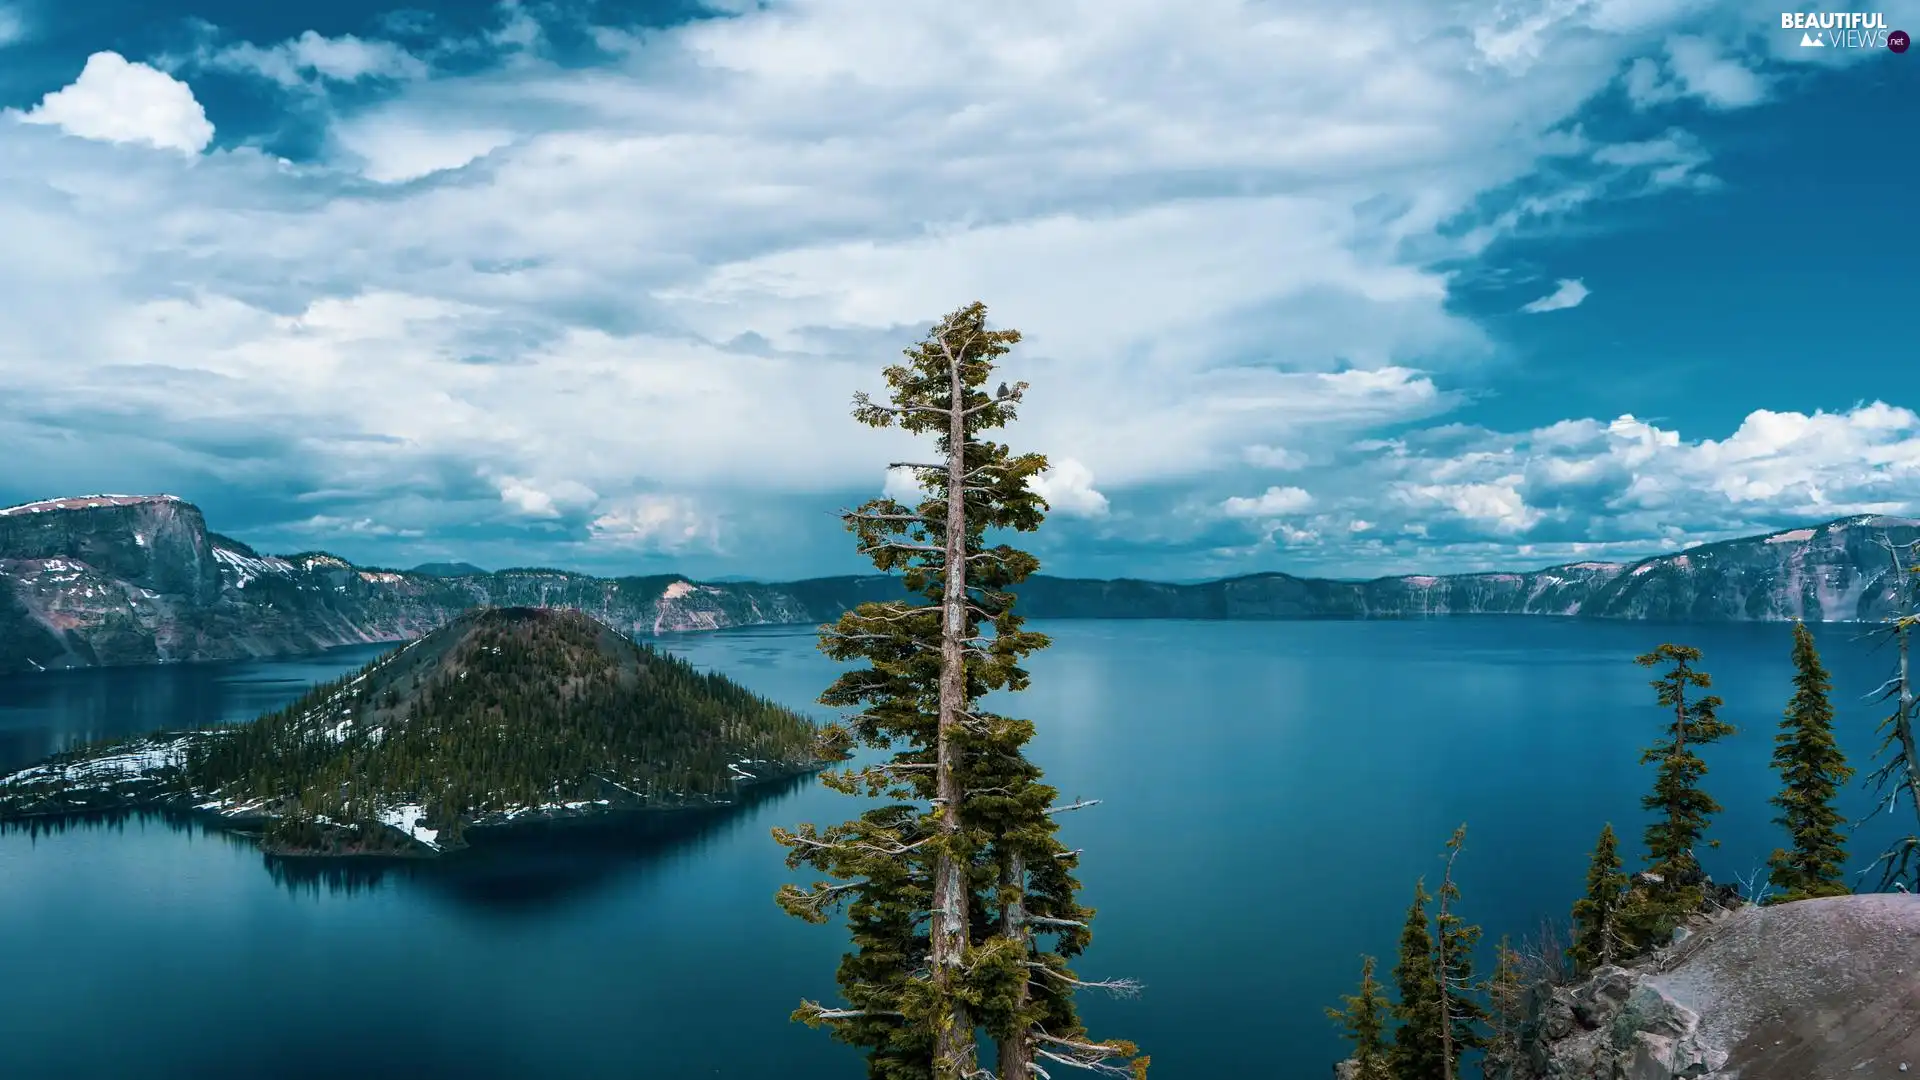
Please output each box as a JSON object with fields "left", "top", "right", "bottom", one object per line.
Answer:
{"left": 2, "top": 493, "right": 1917, "bottom": 675}
{"left": 1490, "top": 893, "right": 1920, "bottom": 1079}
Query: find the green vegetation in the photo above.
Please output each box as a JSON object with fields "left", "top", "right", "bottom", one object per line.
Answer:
{"left": 1627, "top": 644, "right": 1735, "bottom": 930}
{"left": 773, "top": 302, "right": 1144, "bottom": 1079}
{"left": 1327, "top": 955, "right": 1392, "bottom": 1080}
{"left": 0, "top": 605, "right": 822, "bottom": 853}
{"left": 1765, "top": 623, "right": 1854, "bottom": 901}
{"left": 1567, "top": 823, "right": 1629, "bottom": 972}
{"left": 1388, "top": 878, "right": 1444, "bottom": 1080}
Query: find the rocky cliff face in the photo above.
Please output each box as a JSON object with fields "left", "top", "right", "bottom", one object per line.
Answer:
{"left": 1491, "top": 894, "right": 1920, "bottom": 1080}
{"left": 2, "top": 494, "right": 1917, "bottom": 674}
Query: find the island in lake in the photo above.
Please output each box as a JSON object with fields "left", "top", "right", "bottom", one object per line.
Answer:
{"left": 0, "top": 607, "right": 842, "bottom": 856}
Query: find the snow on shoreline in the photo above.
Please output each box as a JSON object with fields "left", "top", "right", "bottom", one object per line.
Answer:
{"left": 376, "top": 804, "right": 441, "bottom": 850}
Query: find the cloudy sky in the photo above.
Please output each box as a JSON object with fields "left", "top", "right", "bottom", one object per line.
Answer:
{"left": 0, "top": 0, "right": 1913, "bottom": 581}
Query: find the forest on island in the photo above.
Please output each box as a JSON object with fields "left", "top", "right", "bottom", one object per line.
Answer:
{"left": 182, "top": 607, "right": 827, "bottom": 847}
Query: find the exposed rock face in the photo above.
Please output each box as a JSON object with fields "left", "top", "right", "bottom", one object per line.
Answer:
{"left": 1496, "top": 894, "right": 1920, "bottom": 1080}
{"left": 2, "top": 494, "right": 1917, "bottom": 674}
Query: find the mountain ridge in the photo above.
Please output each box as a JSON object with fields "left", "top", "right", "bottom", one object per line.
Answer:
{"left": 1, "top": 493, "right": 1916, "bottom": 674}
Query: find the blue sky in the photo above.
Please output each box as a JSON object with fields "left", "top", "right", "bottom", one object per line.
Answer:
{"left": 0, "top": 0, "right": 1914, "bottom": 581}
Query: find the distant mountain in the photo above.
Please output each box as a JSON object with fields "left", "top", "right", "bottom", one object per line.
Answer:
{"left": 0, "top": 606, "right": 835, "bottom": 855}
{"left": 409, "top": 561, "right": 490, "bottom": 577}
{"left": 1, "top": 492, "right": 1916, "bottom": 675}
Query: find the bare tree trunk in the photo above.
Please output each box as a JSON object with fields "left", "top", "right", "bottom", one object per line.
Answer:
{"left": 1437, "top": 850, "right": 1455, "bottom": 1080}
{"left": 996, "top": 852, "right": 1032, "bottom": 1078}
{"left": 931, "top": 350, "right": 976, "bottom": 1078}
{"left": 1898, "top": 623, "right": 1920, "bottom": 835}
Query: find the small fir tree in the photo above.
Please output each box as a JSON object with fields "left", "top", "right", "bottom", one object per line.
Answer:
{"left": 1567, "top": 823, "right": 1629, "bottom": 971}
{"left": 1388, "top": 879, "right": 1444, "bottom": 1080}
{"left": 1633, "top": 644, "right": 1736, "bottom": 906}
{"left": 1433, "top": 825, "right": 1489, "bottom": 1077}
{"left": 1482, "top": 937, "right": 1527, "bottom": 1079}
{"left": 1325, "top": 955, "right": 1392, "bottom": 1080}
{"left": 1765, "top": 622, "right": 1855, "bottom": 901}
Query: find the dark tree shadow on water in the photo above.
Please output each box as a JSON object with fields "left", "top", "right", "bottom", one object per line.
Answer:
{"left": 270, "top": 772, "right": 819, "bottom": 910}
{"left": 3, "top": 772, "right": 818, "bottom": 913}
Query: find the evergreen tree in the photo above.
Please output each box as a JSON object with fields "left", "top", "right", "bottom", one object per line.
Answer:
{"left": 1482, "top": 937, "right": 1527, "bottom": 1079}
{"left": 1632, "top": 644, "right": 1736, "bottom": 906}
{"left": 1765, "top": 622, "right": 1854, "bottom": 902}
{"left": 1388, "top": 879, "right": 1444, "bottom": 1080}
{"left": 1433, "top": 825, "right": 1489, "bottom": 1077}
{"left": 1325, "top": 955, "right": 1392, "bottom": 1080}
{"left": 773, "top": 302, "right": 1144, "bottom": 1080}
{"left": 1567, "top": 823, "right": 1628, "bottom": 971}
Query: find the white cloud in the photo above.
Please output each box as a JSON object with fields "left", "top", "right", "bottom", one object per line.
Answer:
{"left": 1029, "top": 458, "right": 1110, "bottom": 518}
{"left": 588, "top": 494, "right": 715, "bottom": 552}
{"left": 1662, "top": 35, "right": 1766, "bottom": 108}
{"left": 0, "top": 5, "right": 25, "bottom": 48}
{"left": 200, "top": 31, "right": 429, "bottom": 88}
{"left": 1221, "top": 485, "right": 1315, "bottom": 519}
{"left": 1521, "top": 278, "right": 1590, "bottom": 313}
{"left": 10, "top": 52, "right": 213, "bottom": 153}
{"left": 492, "top": 475, "right": 598, "bottom": 519}
{"left": 0, "top": 0, "right": 1882, "bottom": 573}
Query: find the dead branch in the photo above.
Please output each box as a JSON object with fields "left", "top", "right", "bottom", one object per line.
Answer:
{"left": 1025, "top": 963, "right": 1143, "bottom": 998}
{"left": 1044, "top": 799, "right": 1101, "bottom": 815}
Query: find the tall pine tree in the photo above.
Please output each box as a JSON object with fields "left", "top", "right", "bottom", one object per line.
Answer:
{"left": 1433, "top": 825, "right": 1489, "bottom": 1078}
{"left": 773, "top": 302, "right": 1144, "bottom": 1080}
{"left": 1388, "top": 879, "right": 1444, "bottom": 1080}
{"left": 1567, "top": 823, "right": 1628, "bottom": 971}
{"left": 1325, "top": 955, "right": 1392, "bottom": 1080}
{"left": 1633, "top": 644, "right": 1736, "bottom": 907}
{"left": 1765, "top": 622, "right": 1854, "bottom": 902}
{"left": 1482, "top": 937, "right": 1527, "bottom": 1079}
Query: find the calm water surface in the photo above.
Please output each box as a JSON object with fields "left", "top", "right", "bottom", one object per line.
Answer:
{"left": 0, "top": 618, "right": 1905, "bottom": 1079}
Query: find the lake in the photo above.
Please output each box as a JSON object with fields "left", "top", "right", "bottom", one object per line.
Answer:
{"left": 0, "top": 617, "right": 1907, "bottom": 1079}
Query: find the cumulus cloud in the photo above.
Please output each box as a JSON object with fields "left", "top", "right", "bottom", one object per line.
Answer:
{"left": 9, "top": 52, "right": 213, "bottom": 153}
{"left": 0, "top": 0, "right": 1892, "bottom": 574}
{"left": 1520, "top": 278, "right": 1590, "bottom": 313}
{"left": 588, "top": 494, "right": 716, "bottom": 552}
{"left": 1221, "top": 485, "right": 1315, "bottom": 519}
{"left": 1029, "top": 458, "right": 1110, "bottom": 518}
{"left": 1189, "top": 402, "right": 1920, "bottom": 575}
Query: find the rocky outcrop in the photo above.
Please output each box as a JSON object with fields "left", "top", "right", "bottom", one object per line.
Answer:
{"left": 2, "top": 493, "right": 1918, "bottom": 674}
{"left": 1496, "top": 894, "right": 1920, "bottom": 1080}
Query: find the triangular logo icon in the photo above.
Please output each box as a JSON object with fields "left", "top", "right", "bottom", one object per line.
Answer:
{"left": 1800, "top": 31, "right": 1824, "bottom": 46}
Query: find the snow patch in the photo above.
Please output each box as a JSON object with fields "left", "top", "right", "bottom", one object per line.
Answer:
{"left": 1766, "top": 528, "right": 1816, "bottom": 544}
{"left": 376, "top": 804, "right": 440, "bottom": 849}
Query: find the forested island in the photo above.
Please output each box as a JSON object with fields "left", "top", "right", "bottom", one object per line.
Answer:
{"left": 0, "top": 607, "right": 840, "bottom": 856}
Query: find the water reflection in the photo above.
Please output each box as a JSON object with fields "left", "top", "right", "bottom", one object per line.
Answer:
{"left": 5, "top": 771, "right": 817, "bottom": 908}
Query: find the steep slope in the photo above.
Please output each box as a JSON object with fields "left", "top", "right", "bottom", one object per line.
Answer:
{"left": 2, "top": 494, "right": 1917, "bottom": 675}
{"left": 0, "top": 607, "right": 834, "bottom": 854}
{"left": 1497, "top": 894, "right": 1920, "bottom": 1079}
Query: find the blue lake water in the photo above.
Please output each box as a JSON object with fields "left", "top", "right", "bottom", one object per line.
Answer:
{"left": 0, "top": 618, "right": 1906, "bottom": 1079}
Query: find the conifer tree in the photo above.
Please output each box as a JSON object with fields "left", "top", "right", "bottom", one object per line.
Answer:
{"left": 1765, "top": 622, "right": 1854, "bottom": 901}
{"left": 1433, "top": 825, "right": 1489, "bottom": 1077}
{"left": 1388, "top": 879, "right": 1444, "bottom": 1080}
{"left": 1632, "top": 644, "right": 1735, "bottom": 907}
{"left": 1482, "top": 937, "right": 1527, "bottom": 1078}
{"left": 1325, "top": 955, "right": 1392, "bottom": 1080}
{"left": 1567, "top": 823, "right": 1628, "bottom": 971}
{"left": 1861, "top": 536, "right": 1920, "bottom": 892}
{"left": 773, "top": 302, "right": 1144, "bottom": 1080}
